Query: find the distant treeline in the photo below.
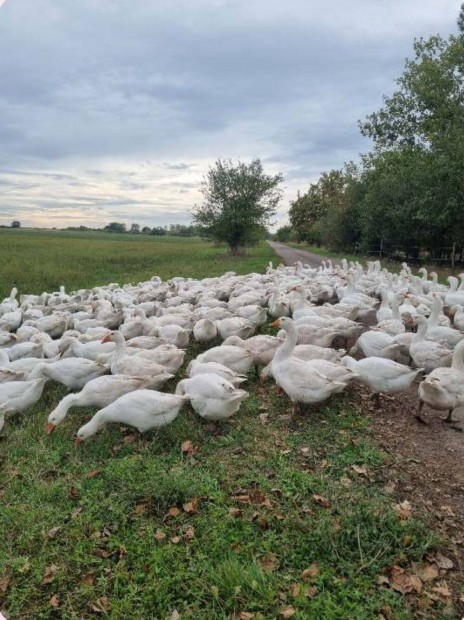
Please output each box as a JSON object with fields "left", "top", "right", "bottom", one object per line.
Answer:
{"left": 64, "top": 222, "right": 200, "bottom": 236}
{"left": 276, "top": 5, "right": 464, "bottom": 264}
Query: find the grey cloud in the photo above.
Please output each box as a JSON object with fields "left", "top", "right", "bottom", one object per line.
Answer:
{"left": 0, "top": 0, "right": 459, "bottom": 227}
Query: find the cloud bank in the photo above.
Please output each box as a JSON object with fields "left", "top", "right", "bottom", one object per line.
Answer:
{"left": 0, "top": 0, "right": 459, "bottom": 228}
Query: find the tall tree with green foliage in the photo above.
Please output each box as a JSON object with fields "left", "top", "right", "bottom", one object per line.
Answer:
{"left": 193, "top": 159, "right": 283, "bottom": 255}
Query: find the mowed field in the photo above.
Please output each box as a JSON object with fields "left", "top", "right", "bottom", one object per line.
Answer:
{"left": 0, "top": 229, "right": 276, "bottom": 299}
{"left": 0, "top": 230, "right": 455, "bottom": 619}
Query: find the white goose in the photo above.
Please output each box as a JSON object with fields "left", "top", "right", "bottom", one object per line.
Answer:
{"left": 47, "top": 374, "right": 164, "bottom": 432}
{"left": 410, "top": 317, "right": 453, "bottom": 373}
{"left": 75, "top": 390, "right": 188, "bottom": 441}
{"left": 175, "top": 373, "right": 248, "bottom": 421}
{"left": 0, "top": 378, "right": 48, "bottom": 430}
{"left": 270, "top": 317, "right": 356, "bottom": 409}
{"left": 418, "top": 339, "right": 464, "bottom": 422}
{"left": 187, "top": 360, "right": 247, "bottom": 386}
{"left": 29, "top": 358, "right": 109, "bottom": 390}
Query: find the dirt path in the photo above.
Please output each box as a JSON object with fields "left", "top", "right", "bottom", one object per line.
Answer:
{"left": 267, "top": 241, "right": 328, "bottom": 268}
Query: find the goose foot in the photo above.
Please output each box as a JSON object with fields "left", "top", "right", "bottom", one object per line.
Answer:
{"left": 414, "top": 400, "right": 428, "bottom": 425}
{"left": 442, "top": 409, "right": 455, "bottom": 423}
{"left": 275, "top": 385, "right": 282, "bottom": 395}
{"left": 371, "top": 392, "right": 381, "bottom": 410}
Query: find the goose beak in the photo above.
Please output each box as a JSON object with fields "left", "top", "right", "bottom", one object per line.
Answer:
{"left": 270, "top": 319, "right": 281, "bottom": 328}
{"left": 101, "top": 335, "right": 111, "bottom": 343}
{"left": 46, "top": 422, "right": 56, "bottom": 435}
{"left": 74, "top": 436, "right": 83, "bottom": 446}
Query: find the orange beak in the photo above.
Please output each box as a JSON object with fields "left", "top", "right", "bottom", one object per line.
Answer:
{"left": 101, "top": 334, "right": 111, "bottom": 343}
{"left": 46, "top": 422, "right": 56, "bottom": 435}
{"left": 74, "top": 436, "right": 83, "bottom": 446}
{"left": 270, "top": 319, "right": 281, "bottom": 328}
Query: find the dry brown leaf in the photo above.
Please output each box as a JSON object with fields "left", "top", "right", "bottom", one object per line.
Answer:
{"left": 49, "top": 594, "right": 60, "bottom": 608}
{"left": 301, "top": 563, "right": 320, "bottom": 581}
{"left": 290, "top": 583, "right": 301, "bottom": 598}
{"left": 388, "top": 566, "right": 422, "bottom": 594}
{"left": 41, "top": 564, "right": 58, "bottom": 586}
{"left": 154, "top": 529, "right": 166, "bottom": 541}
{"left": 181, "top": 440, "right": 198, "bottom": 455}
{"left": 259, "top": 552, "right": 279, "bottom": 573}
{"left": 431, "top": 582, "right": 452, "bottom": 598}
{"left": 300, "top": 447, "right": 310, "bottom": 455}
{"left": 133, "top": 503, "right": 147, "bottom": 515}
{"left": 235, "top": 494, "right": 251, "bottom": 504}
{"left": 86, "top": 469, "right": 101, "bottom": 479}
{"left": 91, "top": 596, "right": 112, "bottom": 613}
{"left": 0, "top": 574, "right": 10, "bottom": 593}
{"left": 305, "top": 586, "right": 318, "bottom": 598}
{"left": 170, "top": 536, "right": 181, "bottom": 544}
{"left": 383, "top": 480, "right": 397, "bottom": 494}
{"left": 433, "top": 553, "right": 454, "bottom": 571}
{"left": 280, "top": 606, "right": 296, "bottom": 618}
{"left": 393, "top": 500, "right": 413, "bottom": 520}
{"left": 312, "top": 494, "right": 330, "bottom": 507}
{"left": 351, "top": 464, "right": 368, "bottom": 477}
{"left": 339, "top": 476, "right": 352, "bottom": 488}
{"left": 228, "top": 508, "right": 243, "bottom": 517}
{"left": 184, "top": 526, "right": 195, "bottom": 541}
{"left": 82, "top": 572, "right": 95, "bottom": 586}
{"left": 239, "top": 613, "right": 255, "bottom": 620}
{"left": 47, "top": 526, "right": 61, "bottom": 540}
{"left": 169, "top": 611, "right": 181, "bottom": 620}
{"left": 259, "top": 414, "right": 269, "bottom": 424}
{"left": 166, "top": 506, "right": 182, "bottom": 518}
{"left": 183, "top": 498, "right": 199, "bottom": 514}
{"left": 420, "top": 563, "right": 440, "bottom": 582}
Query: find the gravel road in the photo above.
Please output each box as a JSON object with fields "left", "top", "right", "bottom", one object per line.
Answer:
{"left": 267, "top": 241, "right": 328, "bottom": 268}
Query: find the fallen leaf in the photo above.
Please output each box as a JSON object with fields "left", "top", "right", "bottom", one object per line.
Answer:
{"left": 47, "top": 526, "right": 61, "bottom": 539}
{"left": 393, "top": 500, "right": 413, "bottom": 520}
{"left": 239, "top": 613, "right": 255, "bottom": 620}
{"left": 49, "top": 594, "right": 60, "bottom": 608}
{"left": 300, "top": 447, "right": 310, "bottom": 455}
{"left": 154, "top": 529, "right": 166, "bottom": 541}
{"left": 383, "top": 480, "right": 397, "bottom": 494}
{"left": 280, "top": 606, "right": 296, "bottom": 618}
{"left": 228, "top": 508, "right": 243, "bottom": 517}
{"left": 184, "top": 526, "right": 195, "bottom": 541}
{"left": 290, "top": 583, "right": 300, "bottom": 598}
{"left": 420, "top": 563, "right": 440, "bottom": 582}
{"left": 41, "top": 564, "right": 58, "bottom": 586}
{"left": 86, "top": 469, "right": 101, "bottom": 479}
{"left": 332, "top": 518, "right": 342, "bottom": 533}
{"left": 339, "top": 476, "right": 352, "bottom": 488}
{"left": 259, "top": 414, "right": 269, "bottom": 424}
{"left": 259, "top": 553, "right": 278, "bottom": 573}
{"left": 431, "top": 582, "right": 452, "bottom": 598}
{"left": 388, "top": 565, "right": 422, "bottom": 594}
{"left": 301, "top": 563, "right": 320, "bottom": 580}
{"left": 0, "top": 574, "right": 11, "bottom": 593}
{"left": 133, "top": 503, "right": 147, "bottom": 515}
{"left": 433, "top": 553, "right": 454, "bottom": 571}
{"left": 166, "top": 506, "right": 182, "bottom": 518}
{"left": 82, "top": 573, "right": 95, "bottom": 586}
{"left": 90, "top": 596, "right": 112, "bottom": 613}
{"left": 235, "top": 494, "right": 251, "bottom": 504}
{"left": 183, "top": 498, "right": 199, "bottom": 514}
{"left": 351, "top": 464, "right": 368, "bottom": 477}
{"left": 169, "top": 611, "right": 181, "bottom": 620}
{"left": 305, "top": 586, "right": 318, "bottom": 598}
{"left": 181, "top": 440, "right": 198, "bottom": 455}
{"left": 69, "top": 486, "right": 79, "bottom": 499}
{"left": 312, "top": 494, "right": 330, "bottom": 507}
{"left": 170, "top": 536, "right": 181, "bottom": 544}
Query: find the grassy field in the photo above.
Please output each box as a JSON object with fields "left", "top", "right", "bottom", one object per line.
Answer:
{"left": 0, "top": 231, "right": 456, "bottom": 618}
{"left": 0, "top": 229, "right": 275, "bottom": 300}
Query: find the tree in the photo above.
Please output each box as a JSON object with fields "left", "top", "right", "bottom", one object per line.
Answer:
{"left": 141, "top": 226, "right": 151, "bottom": 234}
{"left": 104, "top": 222, "right": 126, "bottom": 233}
{"left": 130, "top": 223, "right": 140, "bottom": 234}
{"left": 193, "top": 159, "right": 283, "bottom": 255}
{"left": 151, "top": 226, "right": 166, "bottom": 236}
{"left": 11, "top": 220, "right": 21, "bottom": 228}
{"left": 274, "top": 225, "right": 293, "bottom": 242}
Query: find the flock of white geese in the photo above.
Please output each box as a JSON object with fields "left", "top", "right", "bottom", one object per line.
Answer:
{"left": 1, "top": 258, "right": 464, "bottom": 443}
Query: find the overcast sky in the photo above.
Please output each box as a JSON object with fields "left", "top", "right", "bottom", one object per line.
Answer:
{"left": 0, "top": 0, "right": 459, "bottom": 229}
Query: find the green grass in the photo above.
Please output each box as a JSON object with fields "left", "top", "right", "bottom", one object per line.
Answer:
{"left": 0, "top": 232, "right": 455, "bottom": 617}
{"left": 0, "top": 229, "right": 275, "bottom": 300}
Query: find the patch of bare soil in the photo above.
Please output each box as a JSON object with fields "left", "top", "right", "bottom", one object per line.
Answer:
{"left": 355, "top": 382, "right": 464, "bottom": 615}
